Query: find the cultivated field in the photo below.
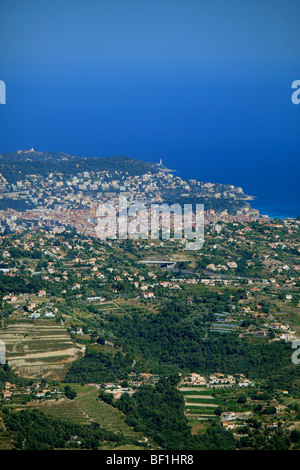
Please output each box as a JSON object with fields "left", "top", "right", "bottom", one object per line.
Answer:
{"left": 0, "top": 320, "right": 85, "bottom": 380}
{"left": 0, "top": 417, "right": 12, "bottom": 450}
{"left": 179, "top": 386, "right": 221, "bottom": 423}
{"left": 36, "top": 384, "right": 146, "bottom": 446}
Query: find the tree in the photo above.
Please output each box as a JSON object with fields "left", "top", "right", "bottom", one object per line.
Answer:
{"left": 290, "top": 429, "right": 300, "bottom": 444}
{"left": 261, "top": 406, "right": 276, "bottom": 415}
{"left": 64, "top": 385, "right": 77, "bottom": 400}
{"left": 237, "top": 394, "right": 247, "bottom": 404}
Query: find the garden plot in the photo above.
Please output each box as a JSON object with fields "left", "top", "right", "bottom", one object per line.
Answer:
{"left": 179, "top": 386, "right": 221, "bottom": 421}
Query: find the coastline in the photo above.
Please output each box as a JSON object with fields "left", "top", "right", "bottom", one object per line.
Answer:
{"left": 175, "top": 169, "right": 299, "bottom": 221}
{"left": 251, "top": 204, "right": 299, "bottom": 220}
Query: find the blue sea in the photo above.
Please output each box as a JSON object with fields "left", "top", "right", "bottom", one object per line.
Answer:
{"left": 170, "top": 158, "right": 300, "bottom": 220}
{"left": 1, "top": 0, "right": 299, "bottom": 223}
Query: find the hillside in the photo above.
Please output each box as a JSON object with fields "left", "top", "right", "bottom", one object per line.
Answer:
{"left": 0, "top": 150, "right": 159, "bottom": 182}
{"left": 0, "top": 149, "right": 259, "bottom": 219}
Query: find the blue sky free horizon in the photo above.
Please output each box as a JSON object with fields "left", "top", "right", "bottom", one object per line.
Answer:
{"left": 0, "top": 0, "right": 299, "bottom": 216}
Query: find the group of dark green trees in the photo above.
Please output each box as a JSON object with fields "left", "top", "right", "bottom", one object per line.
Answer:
{"left": 65, "top": 299, "right": 298, "bottom": 392}
{"left": 100, "top": 376, "right": 236, "bottom": 450}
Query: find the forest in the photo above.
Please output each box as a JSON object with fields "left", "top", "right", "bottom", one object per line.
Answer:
{"left": 65, "top": 300, "right": 298, "bottom": 391}
{"left": 2, "top": 408, "right": 128, "bottom": 450}
{"left": 0, "top": 152, "right": 159, "bottom": 182}
{"left": 99, "top": 376, "right": 237, "bottom": 450}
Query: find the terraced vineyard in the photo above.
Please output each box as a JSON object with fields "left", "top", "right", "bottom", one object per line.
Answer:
{"left": 179, "top": 386, "right": 221, "bottom": 422}
{"left": 38, "top": 384, "right": 146, "bottom": 445}
{"left": 0, "top": 320, "right": 85, "bottom": 380}
{"left": 95, "top": 302, "right": 122, "bottom": 312}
